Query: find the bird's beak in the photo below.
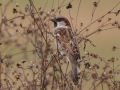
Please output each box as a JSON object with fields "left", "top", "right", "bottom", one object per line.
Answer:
{"left": 50, "top": 17, "right": 57, "bottom": 22}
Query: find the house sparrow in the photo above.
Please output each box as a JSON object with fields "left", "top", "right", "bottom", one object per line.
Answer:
{"left": 50, "top": 16, "right": 80, "bottom": 84}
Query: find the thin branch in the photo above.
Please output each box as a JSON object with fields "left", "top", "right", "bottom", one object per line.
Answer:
{"left": 77, "top": 1, "right": 120, "bottom": 35}
{"left": 75, "top": 0, "right": 82, "bottom": 30}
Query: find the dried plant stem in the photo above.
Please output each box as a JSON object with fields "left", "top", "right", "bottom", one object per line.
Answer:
{"left": 29, "top": 0, "right": 64, "bottom": 75}
{"left": 75, "top": 0, "right": 82, "bottom": 30}
{"left": 51, "top": 67, "right": 55, "bottom": 90}
{"left": 77, "top": 1, "right": 120, "bottom": 35}
{"left": 0, "top": 60, "right": 1, "bottom": 89}
{"left": 65, "top": 62, "right": 69, "bottom": 75}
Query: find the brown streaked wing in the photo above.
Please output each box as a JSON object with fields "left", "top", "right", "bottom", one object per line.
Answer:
{"left": 55, "top": 28, "right": 80, "bottom": 60}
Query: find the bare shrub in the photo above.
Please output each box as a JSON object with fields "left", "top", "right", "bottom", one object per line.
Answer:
{"left": 0, "top": 0, "right": 120, "bottom": 90}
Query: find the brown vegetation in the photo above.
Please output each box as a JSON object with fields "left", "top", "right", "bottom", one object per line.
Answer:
{"left": 0, "top": 0, "right": 120, "bottom": 90}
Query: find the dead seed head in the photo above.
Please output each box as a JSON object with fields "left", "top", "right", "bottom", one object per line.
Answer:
{"left": 10, "top": 20, "right": 14, "bottom": 23}
{"left": 15, "top": 2, "right": 19, "bottom": 7}
{"left": 84, "top": 62, "right": 90, "bottom": 69}
{"left": 25, "top": 4, "right": 29, "bottom": 12}
{"left": 40, "top": 11, "right": 43, "bottom": 15}
{"left": 85, "top": 51, "right": 89, "bottom": 55}
{"left": 22, "top": 60, "right": 26, "bottom": 64}
{"left": 80, "top": 23, "right": 83, "bottom": 26}
{"left": 0, "top": 3, "right": 2, "bottom": 6}
{"left": 115, "top": 10, "right": 120, "bottom": 16}
{"left": 108, "top": 18, "right": 111, "bottom": 21}
{"left": 2, "top": 15, "right": 7, "bottom": 22}
{"left": 92, "top": 72, "right": 98, "bottom": 79}
{"left": 16, "top": 63, "right": 22, "bottom": 68}
{"left": 14, "top": 72, "right": 21, "bottom": 80}
{"left": 21, "top": 16, "right": 25, "bottom": 19}
{"left": 66, "top": 3, "right": 72, "bottom": 9}
{"left": 13, "top": 8, "right": 18, "bottom": 14}
{"left": 93, "top": 64, "right": 99, "bottom": 69}
{"left": 114, "top": 21, "right": 118, "bottom": 24}
{"left": 51, "top": 9, "right": 54, "bottom": 12}
{"left": 98, "top": 19, "right": 101, "bottom": 22}
{"left": 38, "top": 7, "right": 41, "bottom": 11}
{"left": 93, "top": 2, "right": 98, "bottom": 7}
{"left": 112, "top": 46, "right": 117, "bottom": 51}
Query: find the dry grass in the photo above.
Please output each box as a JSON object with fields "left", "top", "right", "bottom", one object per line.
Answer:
{"left": 0, "top": 0, "right": 120, "bottom": 90}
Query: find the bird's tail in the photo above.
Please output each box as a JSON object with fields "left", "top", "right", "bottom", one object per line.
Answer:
{"left": 71, "top": 63, "right": 78, "bottom": 84}
{"left": 67, "top": 56, "right": 79, "bottom": 84}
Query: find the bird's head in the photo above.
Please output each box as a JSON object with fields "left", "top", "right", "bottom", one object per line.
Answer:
{"left": 50, "top": 16, "right": 71, "bottom": 27}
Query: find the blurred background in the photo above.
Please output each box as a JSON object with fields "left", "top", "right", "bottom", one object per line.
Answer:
{"left": 0, "top": 0, "right": 120, "bottom": 90}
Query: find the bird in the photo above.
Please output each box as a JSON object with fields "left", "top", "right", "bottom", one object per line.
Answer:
{"left": 50, "top": 16, "right": 80, "bottom": 84}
